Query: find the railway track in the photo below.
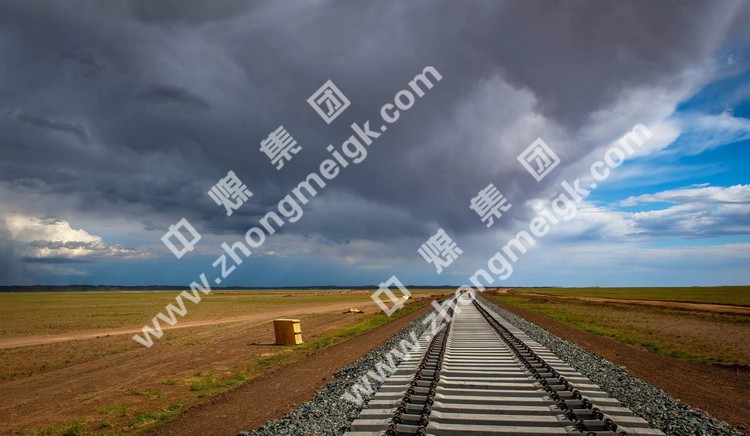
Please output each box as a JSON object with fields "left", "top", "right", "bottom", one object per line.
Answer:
{"left": 346, "top": 296, "right": 664, "bottom": 435}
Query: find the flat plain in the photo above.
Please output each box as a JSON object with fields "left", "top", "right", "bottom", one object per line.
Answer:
{"left": 0, "top": 289, "right": 443, "bottom": 435}
{"left": 490, "top": 286, "right": 750, "bottom": 428}
{"left": 514, "top": 286, "right": 750, "bottom": 305}
{"left": 4, "top": 286, "right": 748, "bottom": 434}
{"left": 492, "top": 286, "right": 750, "bottom": 365}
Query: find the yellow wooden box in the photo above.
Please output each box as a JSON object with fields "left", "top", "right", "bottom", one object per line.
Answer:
{"left": 273, "top": 319, "right": 303, "bottom": 345}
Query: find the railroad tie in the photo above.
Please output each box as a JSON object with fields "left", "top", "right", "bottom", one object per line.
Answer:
{"left": 346, "top": 296, "right": 664, "bottom": 436}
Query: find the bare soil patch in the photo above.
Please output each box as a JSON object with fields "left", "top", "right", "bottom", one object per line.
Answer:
{"left": 148, "top": 305, "right": 431, "bottom": 436}
{"left": 0, "top": 298, "right": 389, "bottom": 433}
{"left": 0, "top": 314, "right": 301, "bottom": 350}
{"left": 492, "top": 299, "right": 750, "bottom": 430}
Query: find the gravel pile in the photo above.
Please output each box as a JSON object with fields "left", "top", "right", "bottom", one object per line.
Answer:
{"left": 477, "top": 295, "right": 745, "bottom": 436}
{"left": 241, "top": 312, "right": 430, "bottom": 436}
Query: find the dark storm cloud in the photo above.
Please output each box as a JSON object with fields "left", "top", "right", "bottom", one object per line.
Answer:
{"left": 473, "top": 1, "right": 729, "bottom": 126}
{"left": 60, "top": 48, "right": 106, "bottom": 77}
{"left": 141, "top": 219, "right": 158, "bottom": 231}
{"left": 22, "top": 257, "right": 90, "bottom": 264}
{"left": 138, "top": 84, "right": 210, "bottom": 110}
{"left": 122, "top": 0, "right": 259, "bottom": 25}
{"left": 0, "top": 233, "right": 28, "bottom": 284}
{"left": 0, "top": 0, "right": 747, "bottom": 280}
{"left": 12, "top": 112, "right": 90, "bottom": 143}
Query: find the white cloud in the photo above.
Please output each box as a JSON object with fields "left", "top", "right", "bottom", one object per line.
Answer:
{"left": 509, "top": 185, "right": 750, "bottom": 244}
{"left": 3, "top": 213, "right": 147, "bottom": 261}
{"left": 6, "top": 214, "right": 100, "bottom": 244}
{"left": 668, "top": 111, "right": 750, "bottom": 155}
{"left": 572, "top": 67, "right": 704, "bottom": 156}
{"left": 620, "top": 183, "right": 750, "bottom": 206}
{"left": 588, "top": 162, "right": 724, "bottom": 188}
{"left": 576, "top": 184, "right": 750, "bottom": 239}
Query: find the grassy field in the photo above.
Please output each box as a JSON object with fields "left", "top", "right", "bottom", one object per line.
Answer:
{"left": 0, "top": 289, "right": 444, "bottom": 435}
{"left": 0, "top": 290, "right": 387, "bottom": 336}
{"left": 517, "top": 286, "right": 750, "bottom": 305}
{"left": 492, "top": 287, "right": 750, "bottom": 367}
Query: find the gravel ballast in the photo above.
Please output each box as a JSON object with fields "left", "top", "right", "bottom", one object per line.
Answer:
{"left": 242, "top": 311, "right": 431, "bottom": 436}
{"left": 242, "top": 296, "right": 744, "bottom": 436}
{"left": 477, "top": 295, "right": 744, "bottom": 436}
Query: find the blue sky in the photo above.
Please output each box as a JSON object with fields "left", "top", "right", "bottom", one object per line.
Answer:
{"left": 0, "top": 1, "right": 748, "bottom": 287}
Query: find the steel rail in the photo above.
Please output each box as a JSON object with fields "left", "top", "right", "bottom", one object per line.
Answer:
{"left": 346, "top": 296, "right": 664, "bottom": 436}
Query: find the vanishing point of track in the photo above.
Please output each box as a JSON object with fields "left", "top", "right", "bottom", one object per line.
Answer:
{"left": 347, "top": 296, "right": 664, "bottom": 435}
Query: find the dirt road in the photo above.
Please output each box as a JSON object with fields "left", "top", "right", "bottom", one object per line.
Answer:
{"left": 0, "top": 298, "right": 388, "bottom": 431}
{"left": 149, "top": 305, "right": 431, "bottom": 435}
{"left": 0, "top": 301, "right": 377, "bottom": 349}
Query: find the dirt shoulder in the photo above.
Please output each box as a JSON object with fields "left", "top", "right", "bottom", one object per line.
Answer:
{"left": 0, "top": 299, "right": 394, "bottom": 433}
{"left": 0, "top": 300, "right": 379, "bottom": 350}
{"left": 516, "top": 292, "right": 750, "bottom": 316}
{"left": 148, "top": 305, "right": 431, "bottom": 436}
{"left": 491, "top": 299, "right": 750, "bottom": 430}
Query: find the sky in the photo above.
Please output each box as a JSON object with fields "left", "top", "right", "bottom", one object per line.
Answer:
{"left": 0, "top": 0, "right": 749, "bottom": 287}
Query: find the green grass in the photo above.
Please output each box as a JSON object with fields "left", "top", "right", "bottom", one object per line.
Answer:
{"left": 6, "top": 293, "right": 431, "bottom": 435}
{"left": 253, "top": 353, "right": 296, "bottom": 368}
{"left": 98, "top": 403, "right": 128, "bottom": 417}
{"left": 0, "top": 290, "right": 388, "bottom": 336}
{"left": 21, "top": 420, "right": 88, "bottom": 436}
{"left": 124, "top": 299, "right": 430, "bottom": 406}
{"left": 304, "top": 302, "right": 424, "bottom": 349}
{"left": 492, "top": 294, "right": 750, "bottom": 366}
{"left": 127, "top": 403, "right": 181, "bottom": 430}
{"left": 241, "top": 300, "right": 427, "bottom": 374}
{"left": 517, "top": 286, "right": 750, "bottom": 306}
{"left": 130, "top": 300, "right": 428, "bottom": 410}
{"left": 185, "top": 372, "right": 248, "bottom": 398}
